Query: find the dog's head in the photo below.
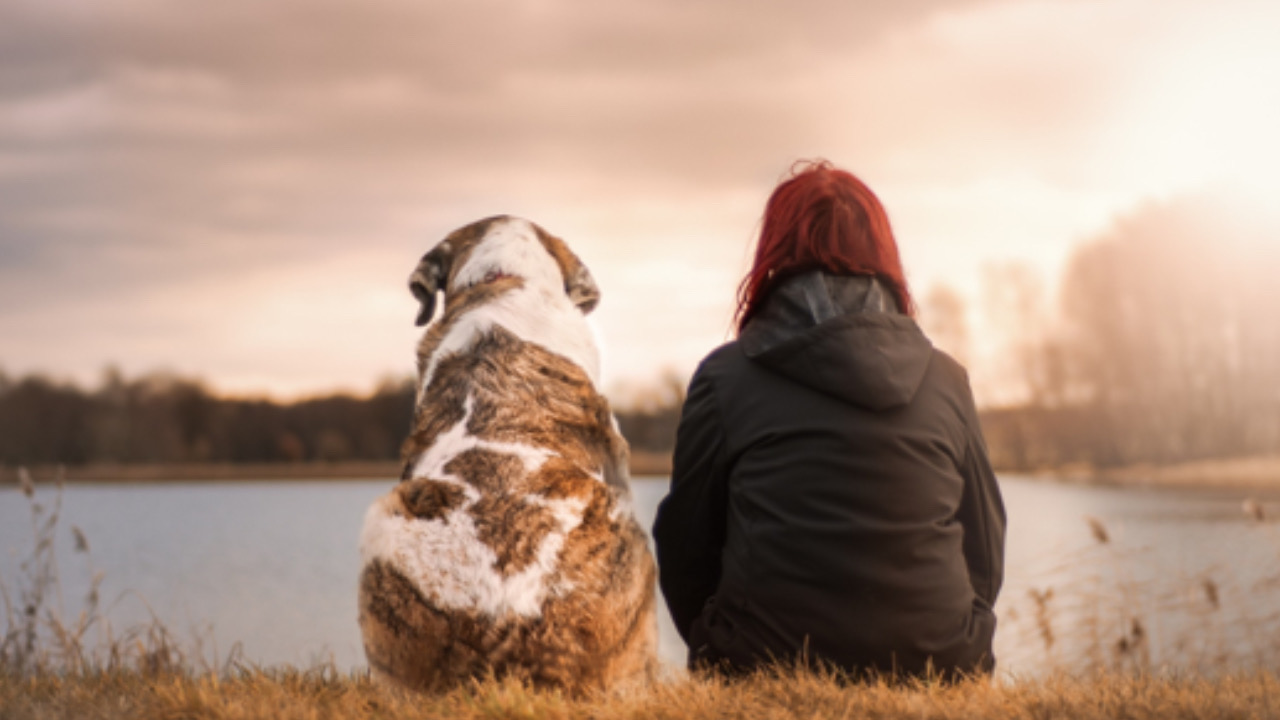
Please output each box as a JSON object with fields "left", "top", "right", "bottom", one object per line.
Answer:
{"left": 408, "top": 216, "right": 600, "bottom": 326}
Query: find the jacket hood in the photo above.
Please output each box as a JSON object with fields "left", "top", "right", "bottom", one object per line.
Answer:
{"left": 739, "top": 272, "right": 933, "bottom": 410}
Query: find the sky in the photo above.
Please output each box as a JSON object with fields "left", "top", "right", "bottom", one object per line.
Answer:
{"left": 2, "top": 0, "right": 1278, "bottom": 403}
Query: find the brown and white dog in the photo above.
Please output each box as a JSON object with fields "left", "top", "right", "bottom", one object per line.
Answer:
{"left": 358, "top": 216, "right": 657, "bottom": 694}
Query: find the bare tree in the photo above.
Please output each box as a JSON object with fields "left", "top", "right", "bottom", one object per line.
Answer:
{"left": 1055, "top": 195, "right": 1280, "bottom": 465}
{"left": 981, "top": 262, "right": 1064, "bottom": 407}
{"left": 920, "top": 283, "right": 971, "bottom": 368}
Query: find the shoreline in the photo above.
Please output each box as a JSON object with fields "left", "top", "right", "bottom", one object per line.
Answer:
{"left": 1003, "top": 454, "right": 1280, "bottom": 491}
{"left": 7, "top": 453, "right": 1278, "bottom": 490}
{"left": 1, "top": 450, "right": 675, "bottom": 486}
{"left": 3, "top": 461, "right": 402, "bottom": 485}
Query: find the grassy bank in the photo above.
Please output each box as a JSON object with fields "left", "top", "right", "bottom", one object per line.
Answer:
{"left": 1087, "top": 454, "right": 1280, "bottom": 490}
{"left": 9, "top": 454, "right": 1278, "bottom": 489}
{"left": 998, "top": 453, "right": 1280, "bottom": 490}
{"left": 2, "top": 461, "right": 403, "bottom": 484}
{"left": 0, "top": 452, "right": 673, "bottom": 486}
{"left": 5, "top": 667, "right": 1280, "bottom": 720}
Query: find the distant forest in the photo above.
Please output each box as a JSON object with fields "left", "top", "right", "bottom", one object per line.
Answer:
{"left": 3, "top": 196, "right": 1278, "bottom": 473}
{"left": 962, "top": 196, "right": 1280, "bottom": 470}
{"left": 0, "top": 369, "right": 681, "bottom": 468}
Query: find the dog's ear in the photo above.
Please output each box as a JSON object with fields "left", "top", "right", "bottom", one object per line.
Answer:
{"left": 565, "top": 260, "right": 601, "bottom": 314}
{"left": 534, "top": 227, "right": 601, "bottom": 314}
{"left": 409, "top": 242, "right": 454, "bottom": 326}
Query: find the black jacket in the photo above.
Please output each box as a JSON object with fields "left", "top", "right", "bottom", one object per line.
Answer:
{"left": 653, "top": 272, "right": 1005, "bottom": 677}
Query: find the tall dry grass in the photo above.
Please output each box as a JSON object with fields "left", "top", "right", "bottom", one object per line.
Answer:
{"left": 993, "top": 501, "right": 1280, "bottom": 676}
{"left": 1, "top": 469, "right": 238, "bottom": 678}
{"left": 5, "top": 665, "right": 1280, "bottom": 720}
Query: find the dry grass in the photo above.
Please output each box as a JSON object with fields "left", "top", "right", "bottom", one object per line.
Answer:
{"left": 992, "top": 511, "right": 1280, "bottom": 676}
{"left": 1, "top": 469, "right": 239, "bottom": 679}
{"left": 5, "top": 666, "right": 1280, "bottom": 720}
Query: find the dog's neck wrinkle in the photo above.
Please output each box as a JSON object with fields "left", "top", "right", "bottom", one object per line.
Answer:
{"left": 416, "top": 295, "right": 601, "bottom": 407}
{"left": 447, "top": 270, "right": 517, "bottom": 302}
{"left": 439, "top": 275, "right": 523, "bottom": 318}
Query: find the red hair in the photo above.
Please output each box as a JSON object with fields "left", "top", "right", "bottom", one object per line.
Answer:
{"left": 735, "top": 160, "right": 914, "bottom": 331}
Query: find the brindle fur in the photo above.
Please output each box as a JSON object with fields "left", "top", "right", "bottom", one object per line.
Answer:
{"left": 397, "top": 478, "right": 468, "bottom": 521}
{"left": 405, "top": 328, "right": 630, "bottom": 494}
{"left": 360, "top": 218, "right": 655, "bottom": 695}
{"left": 360, "top": 553, "right": 655, "bottom": 692}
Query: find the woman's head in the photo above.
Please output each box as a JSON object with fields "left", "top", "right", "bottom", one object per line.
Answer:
{"left": 735, "top": 160, "right": 913, "bottom": 331}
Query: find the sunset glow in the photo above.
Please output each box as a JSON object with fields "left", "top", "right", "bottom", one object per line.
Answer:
{"left": 1, "top": 0, "right": 1277, "bottom": 403}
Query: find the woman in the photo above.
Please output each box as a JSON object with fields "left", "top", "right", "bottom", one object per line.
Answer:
{"left": 653, "top": 160, "right": 1005, "bottom": 679}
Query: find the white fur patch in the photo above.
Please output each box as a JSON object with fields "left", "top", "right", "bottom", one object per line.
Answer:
{"left": 409, "top": 394, "right": 556, "bottom": 480}
{"left": 418, "top": 218, "right": 601, "bottom": 396}
{"left": 360, "top": 394, "right": 587, "bottom": 618}
{"left": 451, "top": 218, "right": 562, "bottom": 292}
{"left": 359, "top": 493, "right": 586, "bottom": 618}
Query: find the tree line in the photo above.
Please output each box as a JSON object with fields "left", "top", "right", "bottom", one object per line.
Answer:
{"left": 0, "top": 368, "right": 681, "bottom": 468}
{"left": 0, "top": 370, "right": 416, "bottom": 466}
{"left": 972, "top": 195, "right": 1280, "bottom": 470}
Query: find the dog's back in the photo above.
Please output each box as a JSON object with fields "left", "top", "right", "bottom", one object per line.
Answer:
{"left": 358, "top": 217, "right": 656, "bottom": 693}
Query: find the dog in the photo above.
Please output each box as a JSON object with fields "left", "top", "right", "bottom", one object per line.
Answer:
{"left": 358, "top": 215, "right": 657, "bottom": 694}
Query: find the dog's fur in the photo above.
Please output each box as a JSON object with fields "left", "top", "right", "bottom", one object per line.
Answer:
{"left": 358, "top": 216, "right": 657, "bottom": 694}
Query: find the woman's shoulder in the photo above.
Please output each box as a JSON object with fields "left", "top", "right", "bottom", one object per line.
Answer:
{"left": 918, "top": 346, "right": 983, "bottom": 426}
{"left": 681, "top": 342, "right": 760, "bottom": 403}
{"left": 691, "top": 340, "right": 755, "bottom": 382}
{"left": 701, "top": 340, "right": 742, "bottom": 366}
{"left": 926, "top": 346, "right": 970, "bottom": 386}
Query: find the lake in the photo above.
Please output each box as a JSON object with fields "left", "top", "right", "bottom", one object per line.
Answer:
{"left": 3, "top": 475, "right": 1280, "bottom": 675}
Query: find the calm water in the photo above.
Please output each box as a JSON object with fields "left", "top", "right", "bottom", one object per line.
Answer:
{"left": 3, "top": 475, "right": 1280, "bottom": 674}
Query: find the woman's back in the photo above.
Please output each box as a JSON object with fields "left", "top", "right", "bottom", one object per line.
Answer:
{"left": 655, "top": 272, "right": 1001, "bottom": 677}
{"left": 653, "top": 160, "right": 1005, "bottom": 679}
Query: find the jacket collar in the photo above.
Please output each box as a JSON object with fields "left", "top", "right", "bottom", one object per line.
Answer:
{"left": 740, "top": 272, "right": 899, "bottom": 358}
{"left": 738, "top": 271, "right": 932, "bottom": 410}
